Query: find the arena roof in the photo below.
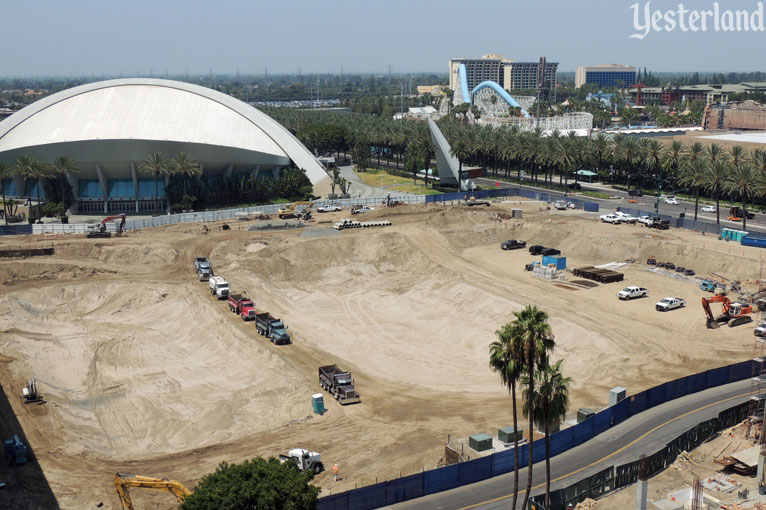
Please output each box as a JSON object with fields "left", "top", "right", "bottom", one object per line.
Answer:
{"left": 0, "top": 78, "right": 329, "bottom": 186}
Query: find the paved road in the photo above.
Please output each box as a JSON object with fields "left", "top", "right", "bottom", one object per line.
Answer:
{"left": 387, "top": 379, "right": 752, "bottom": 510}
{"left": 475, "top": 177, "right": 765, "bottom": 231}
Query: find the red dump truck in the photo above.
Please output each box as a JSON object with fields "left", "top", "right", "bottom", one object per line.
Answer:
{"left": 318, "top": 365, "right": 361, "bottom": 405}
{"left": 228, "top": 294, "right": 256, "bottom": 321}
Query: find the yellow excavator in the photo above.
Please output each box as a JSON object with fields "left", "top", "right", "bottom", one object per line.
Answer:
{"left": 114, "top": 473, "right": 192, "bottom": 510}
{"left": 278, "top": 201, "right": 314, "bottom": 220}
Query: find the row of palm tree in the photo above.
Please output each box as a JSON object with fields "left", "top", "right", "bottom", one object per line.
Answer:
{"left": 0, "top": 152, "right": 202, "bottom": 223}
{"left": 263, "top": 107, "right": 766, "bottom": 228}
{"left": 489, "top": 305, "right": 571, "bottom": 510}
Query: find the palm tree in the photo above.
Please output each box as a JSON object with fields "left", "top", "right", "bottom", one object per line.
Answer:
{"left": 139, "top": 152, "right": 170, "bottom": 209}
{"left": 489, "top": 322, "right": 525, "bottom": 510}
{"left": 725, "top": 164, "right": 761, "bottom": 230}
{"left": 703, "top": 161, "right": 728, "bottom": 225}
{"left": 679, "top": 160, "right": 708, "bottom": 221}
{"left": 524, "top": 360, "right": 571, "bottom": 509}
{"left": 12, "top": 155, "right": 39, "bottom": 214}
{"left": 170, "top": 152, "right": 201, "bottom": 196}
{"left": 26, "top": 159, "right": 51, "bottom": 222}
{"left": 0, "top": 163, "right": 10, "bottom": 225}
{"left": 513, "top": 305, "right": 555, "bottom": 510}
{"left": 450, "top": 139, "right": 471, "bottom": 190}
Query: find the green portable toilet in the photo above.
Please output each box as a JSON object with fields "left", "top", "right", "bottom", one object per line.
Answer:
{"left": 312, "top": 393, "right": 326, "bottom": 415}
{"left": 469, "top": 433, "right": 493, "bottom": 452}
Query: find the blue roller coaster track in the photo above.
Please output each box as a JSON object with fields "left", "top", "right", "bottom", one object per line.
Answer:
{"left": 457, "top": 64, "right": 530, "bottom": 118}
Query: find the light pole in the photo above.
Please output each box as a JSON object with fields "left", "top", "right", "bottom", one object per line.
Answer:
{"left": 655, "top": 164, "right": 663, "bottom": 215}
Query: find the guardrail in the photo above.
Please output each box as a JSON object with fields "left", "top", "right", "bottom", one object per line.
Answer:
{"left": 616, "top": 206, "right": 766, "bottom": 236}
{"left": 316, "top": 359, "right": 753, "bottom": 510}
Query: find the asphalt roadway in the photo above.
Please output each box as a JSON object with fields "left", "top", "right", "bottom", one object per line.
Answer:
{"left": 387, "top": 379, "right": 753, "bottom": 510}
{"left": 475, "top": 177, "right": 766, "bottom": 232}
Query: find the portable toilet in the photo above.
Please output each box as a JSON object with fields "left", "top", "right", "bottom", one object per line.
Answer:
{"left": 311, "top": 394, "right": 326, "bottom": 415}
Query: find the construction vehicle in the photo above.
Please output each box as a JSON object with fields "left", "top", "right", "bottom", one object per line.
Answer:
{"left": 383, "top": 195, "right": 401, "bottom": 208}
{"left": 255, "top": 312, "right": 291, "bottom": 344}
{"left": 4, "top": 435, "right": 28, "bottom": 464}
{"left": 278, "top": 201, "right": 314, "bottom": 220}
{"left": 22, "top": 377, "right": 44, "bottom": 405}
{"left": 728, "top": 206, "right": 754, "bottom": 221}
{"left": 319, "top": 365, "right": 361, "bottom": 405}
{"left": 208, "top": 276, "right": 230, "bottom": 300}
{"left": 86, "top": 213, "right": 126, "bottom": 238}
{"left": 701, "top": 279, "right": 727, "bottom": 295}
{"left": 279, "top": 448, "right": 324, "bottom": 474}
{"left": 463, "top": 197, "right": 490, "bottom": 207}
{"left": 701, "top": 295, "right": 754, "bottom": 328}
{"left": 228, "top": 294, "right": 256, "bottom": 320}
{"left": 114, "top": 473, "right": 192, "bottom": 510}
{"left": 195, "top": 257, "right": 212, "bottom": 281}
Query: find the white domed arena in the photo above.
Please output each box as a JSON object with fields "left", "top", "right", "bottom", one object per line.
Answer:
{"left": 0, "top": 78, "right": 331, "bottom": 213}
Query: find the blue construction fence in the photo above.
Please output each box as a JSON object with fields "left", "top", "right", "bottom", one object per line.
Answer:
{"left": 0, "top": 225, "right": 33, "bottom": 236}
{"left": 425, "top": 187, "right": 600, "bottom": 212}
{"left": 316, "top": 359, "right": 753, "bottom": 510}
{"left": 529, "top": 400, "right": 751, "bottom": 510}
{"left": 616, "top": 206, "right": 766, "bottom": 237}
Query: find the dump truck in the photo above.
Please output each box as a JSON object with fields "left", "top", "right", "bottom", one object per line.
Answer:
{"left": 279, "top": 448, "right": 324, "bottom": 474}
{"left": 319, "top": 365, "right": 361, "bottom": 405}
{"left": 209, "top": 276, "right": 230, "bottom": 300}
{"left": 255, "top": 312, "right": 291, "bottom": 344}
{"left": 228, "top": 294, "right": 256, "bottom": 320}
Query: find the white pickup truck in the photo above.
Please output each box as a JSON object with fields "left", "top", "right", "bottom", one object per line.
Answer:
{"left": 614, "top": 211, "right": 636, "bottom": 224}
{"left": 279, "top": 448, "right": 324, "bottom": 474}
{"left": 617, "top": 286, "right": 649, "bottom": 300}
{"left": 600, "top": 214, "right": 622, "bottom": 224}
{"left": 755, "top": 320, "right": 766, "bottom": 337}
{"left": 209, "top": 276, "right": 230, "bottom": 300}
{"left": 655, "top": 297, "right": 685, "bottom": 311}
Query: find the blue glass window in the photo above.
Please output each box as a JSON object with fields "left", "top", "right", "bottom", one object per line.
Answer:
{"left": 1, "top": 178, "right": 17, "bottom": 197}
{"left": 78, "top": 179, "right": 103, "bottom": 198}
{"left": 107, "top": 179, "right": 134, "bottom": 198}
{"left": 138, "top": 178, "right": 164, "bottom": 198}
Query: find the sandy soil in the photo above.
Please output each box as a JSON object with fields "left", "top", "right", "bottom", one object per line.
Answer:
{"left": 0, "top": 201, "right": 762, "bottom": 509}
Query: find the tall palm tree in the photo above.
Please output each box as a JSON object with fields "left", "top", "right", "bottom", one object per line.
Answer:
{"left": 26, "top": 159, "right": 51, "bottom": 222}
{"left": 679, "top": 160, "right": 708, "bottom": 221}
{"left": 703, "top": 161, "right": 728, "bottom": 225}
{"left": 725, "top": 164, "right": 761, "bottom": 230}
{"left": 139, "top": 152, "right": 170, "bottom": 209}
{"left": 489, "top": 322, "right": 525, "bottom": 510}
{"left": 513, "top": 305, "right": 555, "bottom": 510}
{"left": 12, "top": 155, "right": 39, "bottom": 215}
{"left": 524, "top": 360, "right": 571, "bottom": 509}
{"left": 706, "top": 143, "right": 726, "bottom": 165}
{"left": 170, "top": 152, "right": 202, "bottom": 196}
{"left": 0, "top": 163, "right": 10, "bottom": 225}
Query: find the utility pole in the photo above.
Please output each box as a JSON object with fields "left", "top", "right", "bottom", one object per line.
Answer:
{"left": 400, "top": 83, "right": 404, "bottom": 118}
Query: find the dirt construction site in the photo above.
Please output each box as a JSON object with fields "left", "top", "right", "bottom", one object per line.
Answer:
{"left": 0, "top": 200, "right": 763, "bottom": 509}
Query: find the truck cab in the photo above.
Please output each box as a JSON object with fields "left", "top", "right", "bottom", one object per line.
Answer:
{"left": 279, "top": 448, "right": 323, "bottom": 474}
{"left": 209, "top": 276, "right": 230, "bottom": 300}
{"left": 269, "top": 320, "right": 290, "bottom": 343}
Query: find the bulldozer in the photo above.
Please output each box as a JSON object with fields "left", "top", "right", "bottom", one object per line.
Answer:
{"left": 278, "top": 201, "right": 314, "bottom": 220}
{"left": 114, "top": 473, "right": 192, "bottom": 510}
{"left": 22, "top": 377, "right": 44, "bottom": 405}
{"left": 701, "top": 295, "right": 754, "bottom": 328}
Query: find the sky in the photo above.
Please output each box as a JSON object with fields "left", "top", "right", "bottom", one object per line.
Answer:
{"left": 5, "top": 0, "right": 766, "bottom": 77}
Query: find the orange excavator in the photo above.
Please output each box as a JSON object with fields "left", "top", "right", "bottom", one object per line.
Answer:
{"left": 87, "top": 213, "right": 126, "bottom": 238}
{"left": 701, "top": 295, "right": 753, "bottom": 328}
{"left": 114, "top": 473, "right": 192, "bottom": 510}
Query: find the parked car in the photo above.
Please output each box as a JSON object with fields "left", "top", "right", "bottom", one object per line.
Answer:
{"left": 553, "top": 200, "right": 567, "bottom": 210}
{"left": 317, "top": 205, "right": 342, "bottom": 213}
{"left": 614, "top": 211, "right": 637, "bottom": 224}
{"left": 646, "top": 257, "right": 656, "bottom": 265}
{"left": 684, "top": 268, "right": 695, "bottom": 276}
{"left": 755, "top": 320, "right": 766, "bottom": 338}
{"left": 600, "top": 214, "right": 622, "bottom": 224}
{"left": 618, "top": 286, "right": 649, "bottom": 300}
{"left": 675, "top": 266, "right": 685, "bottom": 273}
{"left": 501, "top": 240, "right": 527, "bottom": 250}
{"left": 541, "top": 248, "right": 561, "bottom": 256}
{"left": 351, "top": 205, "right": 375, "bottom": 214}
{"left": 529, "top": 245, "right": 546, "bottom": 255}
{"left": 655, "top": 297, "right": 686, "bottom": 311}
{"left": 637, "top": 215, "right": 652, "bottom": 225}
{"left": 700, "top": 205, "right": 716, "bottom": 213}
{"left": 664, "top": 262, "right": 676, "bottom": 270}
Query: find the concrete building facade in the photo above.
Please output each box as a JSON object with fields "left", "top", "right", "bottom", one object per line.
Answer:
{"left": 449, "top": 54, "right": 558, "bottom": 94}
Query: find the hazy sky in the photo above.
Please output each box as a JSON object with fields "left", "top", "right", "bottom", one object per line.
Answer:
{"left": 6, "top": 0, "right": 765, "bottom": 76}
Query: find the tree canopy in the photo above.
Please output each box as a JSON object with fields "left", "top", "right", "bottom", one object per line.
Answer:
{"left": 180, "top": 458, "right": 320, "bottom": 510}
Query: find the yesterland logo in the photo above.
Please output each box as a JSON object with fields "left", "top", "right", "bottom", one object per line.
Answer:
{"left": 629, "top": 1, "right": 765, "bottom": 39}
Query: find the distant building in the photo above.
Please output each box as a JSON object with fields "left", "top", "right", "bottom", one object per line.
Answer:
{"left": 575, "top": 65, "right": 636, "bottom": 89}
{"left": 416, "top": 85, "right": 447, "bottom": 96}
{"left": 703, "top": 100, "right": 766, "bottom": 130}
{"left": 449, "top": 54, "right": 558, "bottom": 94}
{"left": 630, "top": 83, "right": 766, "bottom": 106}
